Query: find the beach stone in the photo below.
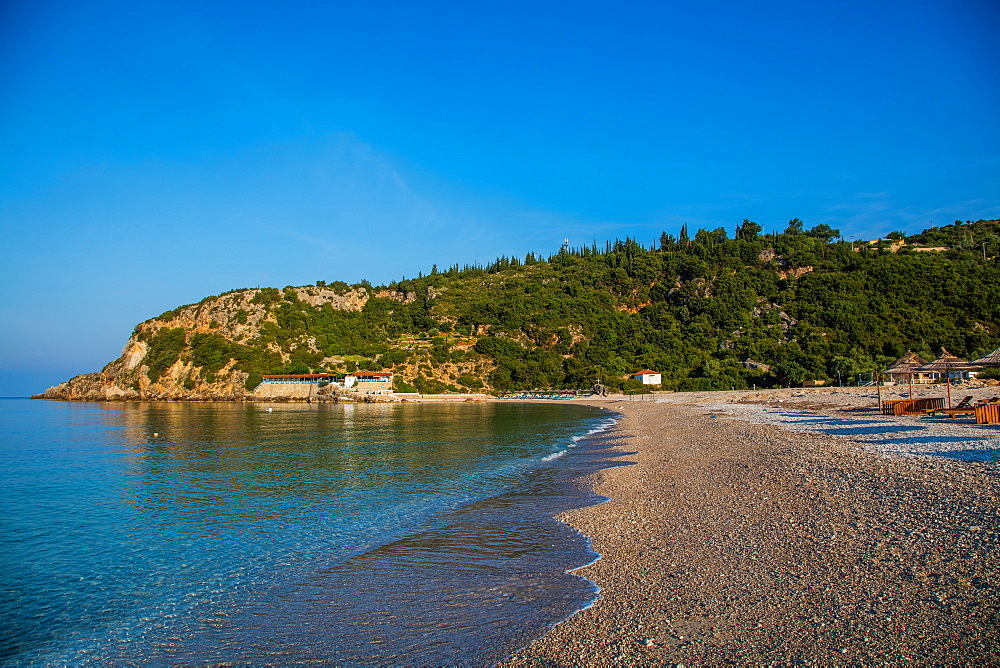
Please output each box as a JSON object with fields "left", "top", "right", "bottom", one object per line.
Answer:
{"left": 504, "top": 389, "right": 1000, "bottom": 666}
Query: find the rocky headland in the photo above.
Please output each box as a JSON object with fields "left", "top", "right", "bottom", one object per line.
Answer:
{"left": 34, "top": 286, "right": 408, "bottom": 402}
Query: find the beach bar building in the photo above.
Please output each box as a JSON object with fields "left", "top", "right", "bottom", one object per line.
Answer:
{"left": 886, "top": 352, "right": 936, "bottom": 385}
{"left": 260, "top": 371, "right": 394, "bottom": 394}
{"left": 261, "top": 373, "right": 343, "bottom": 385}
{"left": 345, "top": 371, "right": 394, "bottom": 394}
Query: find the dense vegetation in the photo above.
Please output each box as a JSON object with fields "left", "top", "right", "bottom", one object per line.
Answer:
{"left": 141, "top": 219, "right": 1000, "bottom": 393}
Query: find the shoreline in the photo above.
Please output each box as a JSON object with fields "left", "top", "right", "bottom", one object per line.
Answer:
{"left": 507, "top": 388, "right": 1000, "bottom": 664}
{"left": 29, "top": 392, "right": 498, "bottom": 403}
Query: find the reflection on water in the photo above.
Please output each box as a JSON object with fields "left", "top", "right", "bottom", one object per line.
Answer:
{"left": 1, "top": 400, "right": 623, "bottom": 664}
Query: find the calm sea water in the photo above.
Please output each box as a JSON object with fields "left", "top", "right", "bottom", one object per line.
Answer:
{"left": 0, "top": 399, "right": 627, "bottom": 664}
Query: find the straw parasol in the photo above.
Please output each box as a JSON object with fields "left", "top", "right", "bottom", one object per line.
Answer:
{"left": 969, "top": 345, "right": 1000, "bottom": 368}
{"left": 918, "top": 348, "right": 977, "bottom": 408}
{"left": 885, "top": 351, "right": 928, "bottom": 398}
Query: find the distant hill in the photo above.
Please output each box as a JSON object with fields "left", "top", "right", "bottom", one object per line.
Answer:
{"left": 37, "top": 218, "right": 1000, "bottom": 400}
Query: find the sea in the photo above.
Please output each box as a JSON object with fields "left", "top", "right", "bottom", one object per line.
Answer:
{"left": 0, "top": 398, "right": 629, "bottom": 664}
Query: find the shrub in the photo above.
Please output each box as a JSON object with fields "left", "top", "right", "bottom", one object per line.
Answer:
{"left": 190, "top": 333, "right": 234, "bottom": 372}
{"left": 456, "top": 374, "right": 484, "bottom": 389}
{"left": 144, "top": 328, "right": 187, "bottom": 381}
{"left": 394, "top": 379, "right": 418, "bottom": 393}
{"left": 250, "top": 287, "right": 281, "bottom": 305}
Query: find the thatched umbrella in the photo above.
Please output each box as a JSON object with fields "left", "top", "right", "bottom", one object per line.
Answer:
{"left": 885, "top": 351, "right": 928, "bottom": 399}
{"left": 918, "top": 348, "right": 977, "bottom": 408}
{"left": 970, "top": 345, "right": 1000, "bottom": 368}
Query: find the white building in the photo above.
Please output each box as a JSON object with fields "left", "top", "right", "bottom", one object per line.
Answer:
{"left": 631, "top": 370, "right": 662, "bottom": 385}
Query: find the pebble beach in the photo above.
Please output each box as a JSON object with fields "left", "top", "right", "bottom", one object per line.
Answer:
{"left": 506, "top": 386, "right": 1000, "bottom": 664}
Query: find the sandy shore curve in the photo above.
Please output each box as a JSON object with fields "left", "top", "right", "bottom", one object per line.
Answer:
{"left": 506, "top": 387, "right": 1000, "bottom": 664}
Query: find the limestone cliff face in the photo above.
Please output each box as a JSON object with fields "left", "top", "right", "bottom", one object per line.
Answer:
{"left": 145, "top": 286, "right": 372, "bottom": 342}
{"left": 37, "top": 337, "right": 253, "bottom": 401}
{"left": 35, "top": 286, "right": 407, "bottom": 401}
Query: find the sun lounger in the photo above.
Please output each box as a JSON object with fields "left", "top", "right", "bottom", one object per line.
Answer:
{"left": 928, "top": 397, "right": 1000, "bottom": 420}
{"left": 936, "top": 407, "right": 978, "bottom": 419}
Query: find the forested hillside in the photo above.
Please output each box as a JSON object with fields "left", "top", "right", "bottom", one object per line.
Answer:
{"left": 41, "top": 219, "right": 1000, "bottom": 399}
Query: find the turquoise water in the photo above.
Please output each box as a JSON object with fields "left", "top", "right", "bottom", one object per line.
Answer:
{"left": 0, "top": 399, "right": 624, "bottom": 664}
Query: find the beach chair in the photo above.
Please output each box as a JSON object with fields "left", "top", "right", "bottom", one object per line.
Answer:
{"left": 937, "top": 405, "right": 979, "bottom": 419}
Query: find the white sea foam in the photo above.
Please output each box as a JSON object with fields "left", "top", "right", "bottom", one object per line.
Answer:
{"left": 542, "top": 450, "right": 567, "bottom": 461}
{"left": 573, "top": 418, "right": 618, "bottom": 443}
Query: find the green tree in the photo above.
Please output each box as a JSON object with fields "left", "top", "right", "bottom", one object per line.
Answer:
{"left": 806, "top": 223, "right": 840, "bottom": 242}
{"left": 679, "top": 224, "right": 690, "bottom": 246}
{"left": 736, "top": 218, "right": 762, "bottom": 240}
{"left": 775, "top": 360, "right": 808, "bottom": 386}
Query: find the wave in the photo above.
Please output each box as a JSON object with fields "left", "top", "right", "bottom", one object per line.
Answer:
{"left": 571, "top": 416, "right": 618, "bottom": 443}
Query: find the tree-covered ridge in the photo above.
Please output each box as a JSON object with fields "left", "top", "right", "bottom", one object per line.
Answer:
{"left": 900, "top": 218, "right": 1000, "bottom": 250}
{"left": 137, "top": 218, "right": 1000, "bottom": 394}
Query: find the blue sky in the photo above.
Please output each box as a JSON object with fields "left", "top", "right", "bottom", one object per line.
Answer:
{"left": 1, "top": 0, "right": 998, "bottom": 395}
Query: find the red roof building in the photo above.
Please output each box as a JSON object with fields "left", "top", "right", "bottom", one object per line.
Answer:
{"left": 630, "top": 370, "right": 662, "bottom": 385}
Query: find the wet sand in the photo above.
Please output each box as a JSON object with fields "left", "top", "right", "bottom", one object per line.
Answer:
{"left": 506, "top": 388, "right": 1000, "bottom": 664}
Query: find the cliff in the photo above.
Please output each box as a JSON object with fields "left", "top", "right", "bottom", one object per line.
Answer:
{"left": 36, "top": 286, "right": 412, "bottom": 401}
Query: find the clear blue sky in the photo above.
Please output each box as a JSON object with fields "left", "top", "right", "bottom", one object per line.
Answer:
{"left": 2, "top": 0, "right": 998, "bottom": 396}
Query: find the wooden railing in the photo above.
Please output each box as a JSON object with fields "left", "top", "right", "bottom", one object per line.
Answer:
{"left": 975, "top": 402, "right": 1000, "bottom": 425}
{"left": 880, "top": 397, "right": 945, "bottom": 415}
